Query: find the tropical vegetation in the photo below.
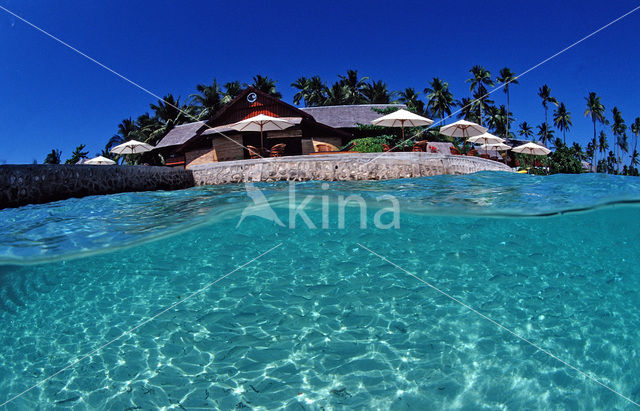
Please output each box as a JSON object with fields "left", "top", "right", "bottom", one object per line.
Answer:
{"left": 44, "top": 68, "right": 639, "bottom": 175}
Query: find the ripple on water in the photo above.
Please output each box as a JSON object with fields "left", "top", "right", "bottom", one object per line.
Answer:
{"left": 0, "top": 174, "right": 639, "bottom": 409}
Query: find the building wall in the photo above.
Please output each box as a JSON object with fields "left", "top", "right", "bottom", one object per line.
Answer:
{"left": 184, "top": 135, "right": 244, "bottom": 168}
{"left": 212, "top": 135, "right": 244, "bottom": 161}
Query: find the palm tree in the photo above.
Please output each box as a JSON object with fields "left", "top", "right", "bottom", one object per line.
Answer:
{"left": 536, "top": 123, "right": 554, "bottom": 146}
{"left": 598, "top": 130, "right": 609, "bottom": 172}
{"left": 584, "top": 92, "right": 606, "bottom": 153}
{"left": 362, "top": 80, "right": 395, "bottom": 104}
{"left": 496, "top": 67, "right": 518, "bottom": 137}
{"left": 552, "top": 102, "right": 572, "bottom": 144}
{"left": 466, "top": 65, "right": 494, "bottom": 126}
{"left": 586, "top": 137, "right": 597, "bottom": 168}
{"left": 222, "top": 81, "right": 243, "bottom": 104}
{"left": 150, "top": 94, "right": 183, "bottom": 124}
{"left": 537, "top": 85, "right": 558, "bottom": 145}
{"left": 486, "top": 105, "right": 513, "bottom": 137}
{"left": 424, "top": 78, "right": 456, "bottom": 124}
{"left": 631, "top": 117, "right": 640, "bottom": 169}
{"left": 611, "top": 107, "right": 627, "bottom": 173}
{"left": 518, "top": 121, "right": 534, "bottom": 140}
{"left": 135, "top": 113, "right": 164, "bottom": 145}
{"left": 398, "top": 88, "right": 425, "bottom": 115}
{"left": 251, "top": 75, "right": 282, "bottom": 98}
{"left": 291, "top": 77, "right": 309, "bottom": 106}
{"left": 306, "top": 76, "right": 329, "bottom": 107}
{"left": 65, "top": 144, "right": 89, "bottom": 164}
{"left": 338, "top": 69, "right": 369, "bottom": 104}
{"left": 107, "top": 117, "right": 139, "bottom": 149}
{"left": 44, "top": 149, "right": 62, "bottom": 164}
{"left": 457, "top": 97, "right": 480, "bottom": 123}
{"left": 190, "top": 79, "right": 223, "bottom": 119}
{"left": 325, "top": 83, "right": 349, "bottom": 105}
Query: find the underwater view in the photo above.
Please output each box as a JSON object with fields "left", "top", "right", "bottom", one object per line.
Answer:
{"left": 1, "top": 172, "right": 640, "bottom": 410}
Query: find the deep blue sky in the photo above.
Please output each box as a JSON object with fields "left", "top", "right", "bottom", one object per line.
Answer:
{"left": 1, "top": 0, "right": 639, "bottom": 164}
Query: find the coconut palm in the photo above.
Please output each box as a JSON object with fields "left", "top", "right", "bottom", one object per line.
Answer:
{"left": 65, "top": 144, "right": 89, "bottom": 164}
{"left": 456, "top": 97, "right": 480, "bottom": 123}
{"left": 537, "top": 85, "right": 558, "bottom": 144}
{"left": 611, "top": 107, "right": 627, "bottom": 173}
{"left": 598, "top": 130, "right": 609, "bottom": 172}
{"left": 150, "top": 94, "right": 184, "bottom": 124}
{"left": 135, "top": 113, "right": 165, "bottom": 146}
{"left": 398, "top": 88, "right": 425, "bottom": 115}
{"left": 518, "top": 121, "right": 534, "bottom": 140}
{"left": 587, "top": 137, "right": 597, "bottom": 168}
{"left": 338, "top": 69, "right": 369, "bottom": 105}
{"left": 424, "top": 78, "right": 456, "bottom": 124}
{"left": 222, "top": 81, "right": 243, "bottom": 104}
{"left": 496, "top": 67, "right": 518, "bottom": 137}
{"left": 107, "top": 117, "right": 139, "bottom": 150}
{"left": 584, "top": 92, "right": 606, "bottom": 152}
{"left": 291, "top": 77, "right": 309, "bottom": 106}
{"left": 553, "top": 102, "right": 572, "bottom": 144}
{"left": 631, "top": 117, "right": 640, "bottom": 169}
{"left": 251, "top": 75, "right": 282, "bottom": 98}
{"left": 325, "top": 83, "right": 349, "bottom": 105}
{"left": 362, "top": 80, "right": 395, "bottom": 104}
{"left": 486, "top": 105, "right": 513, "bottom": 137}
{"left": 190, "top": 79, "right": 223, "bottom": 119}
{"left": 44, "top": 149, "right": 62, "bottom": 164}
{"left": 466, "top": 65, "right": 494, "bottom": 126}
{"left": 536, "top": 123, "right": 554, "bottom": 146}
{"left": 306, "top": 76, "right": 329, "bottom": 107}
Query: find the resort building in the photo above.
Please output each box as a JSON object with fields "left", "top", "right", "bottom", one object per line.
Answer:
{"left": 154, "top": 87, "right": 404, "bottom": 169}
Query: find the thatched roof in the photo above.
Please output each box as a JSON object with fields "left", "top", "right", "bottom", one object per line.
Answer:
{"left": 155, "top": 121, "right": 206, "bottom": 148}
{"left": 300, "top": 104, "right": 405, "bottom": 129}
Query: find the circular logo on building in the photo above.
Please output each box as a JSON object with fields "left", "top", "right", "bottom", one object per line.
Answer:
{"left": 247, "top": 92, "right": 257, "bottom": 103}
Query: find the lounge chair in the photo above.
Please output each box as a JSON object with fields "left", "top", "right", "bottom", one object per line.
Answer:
{"left": 412, "top": 140, "right": 428, "bottom": 152}
{"left": 269, "top": 143, "right": 286, "bottom": 157}
{"left": 449, "top": 147, "right": 462, "bottom": 155}
{"left": 309, "top": 140, "right": 358, "bottom": 155}
{"left": 247, "top": 145, "right": 265, "bottom": 159}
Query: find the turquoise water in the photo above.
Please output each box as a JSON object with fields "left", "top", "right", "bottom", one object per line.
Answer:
{"left": 1, "top": 172, "right": 640, "bottom": 409}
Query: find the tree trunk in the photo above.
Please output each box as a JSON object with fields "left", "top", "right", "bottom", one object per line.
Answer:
{"left": 506, "top": 89, "right": 510, "bottom": 139}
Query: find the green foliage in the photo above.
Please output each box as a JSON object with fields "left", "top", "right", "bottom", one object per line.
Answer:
{"left": 44, "top": 149, "right": 61, "bottom": 164}
{"left": 65, "top": 144, "right": 89, "bottom": 164}
{"left": 349, "top": 136, "right": 393, "bottom": 153}
{"left": 547, "top": 144, "right": 583, "bottom": 174}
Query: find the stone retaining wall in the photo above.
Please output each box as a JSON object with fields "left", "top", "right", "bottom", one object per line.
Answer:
{"left": 0, "top": 154, "right": 511, "bottom": 209}
{"left": 0, "top": 165, "right": 194, "bottom": 209}
{"left": 190, "top": 153, "right": 512, "bottom": 185}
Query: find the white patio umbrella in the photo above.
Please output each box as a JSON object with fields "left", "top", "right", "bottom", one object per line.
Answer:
{"left": 371, "top": 109, "right": 433, "bottom": 143}
{"left": 230, "top": 114, "right": 294, "bottom": 149}
{"left": 511, "top": 142, "right": 551, "bottom": 156}
{"left": 480, "top": 142, "right": 511, "bottom": 162}
{"left": 84, "top": 155, "right": 116, "bottom": 165}
{"left": 110, "top": 140, "right": 154, "bottom": 155}
{"left": 512, "top": 142, "right": 551, "bottom": 172}
{"left": 439, "top": 119, "right": 487, "bottom": 138}
{"left": 467, "top": 132, "right": 504, "bottom": 146}
{"left": 480, "top": 142, "right": 511, "bottom": 151}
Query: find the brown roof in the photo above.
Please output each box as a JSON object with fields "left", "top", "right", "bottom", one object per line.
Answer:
{"left": 155, "top": 121, "right": 206, "bottom": 148}
{"left": 300, "top": 104, "right": 406, "bottom": 129}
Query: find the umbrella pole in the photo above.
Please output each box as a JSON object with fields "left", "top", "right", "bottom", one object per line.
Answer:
{"left": 260, "top": 124, "right": 264, "bottom": 151}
